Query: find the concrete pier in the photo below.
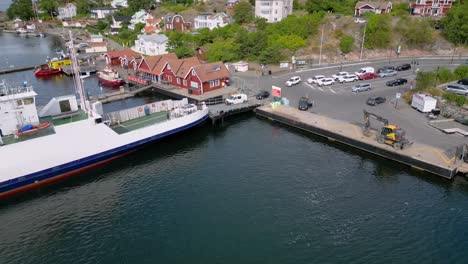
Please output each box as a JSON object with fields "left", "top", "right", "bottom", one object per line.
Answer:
{"left": 256, "top": 105, "right": 466, "bottom": 179}
{"left": 0, "top": 66, "right": 35, "bottom": 75}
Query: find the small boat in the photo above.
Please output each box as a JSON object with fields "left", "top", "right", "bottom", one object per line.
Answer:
{"left": 15, "top": 122, "right": 51, "bottom": 137}
{"left": 97, "top": 68, "right": 124, "bottom": 86}
{"left": 15, "top": 28, "right": 27, "bottom": 34}
{"left": 34, "top": 64, "right": 62, "bottom": 77}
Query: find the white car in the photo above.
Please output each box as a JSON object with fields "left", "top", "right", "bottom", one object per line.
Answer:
{"left": 338, "top": 74, "right": 358, "bottom": 83}
{"left": 307, "top": 75, "right": 325, "bottom": 84}
{"left": 286, "top": 76, "right": 301, "bottom": 87}
{"left": 317, "top": 78, "right": 335, "bottom": 86}
{"left": 354, "top": 18, "right": 366, "bottom": 24}
{"left": 225, "top": 93, "right": 248, "bottom": 105}
{"left": 332, "top": 72, "right": 349, "bottom": 80}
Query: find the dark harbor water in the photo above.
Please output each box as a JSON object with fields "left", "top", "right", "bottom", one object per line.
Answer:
{"left": 1, "top": 32, "right": 468, "bottom": 264}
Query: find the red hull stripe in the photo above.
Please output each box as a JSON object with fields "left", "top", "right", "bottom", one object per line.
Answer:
{"left": 0, "top": 150, "right": 135, "bottom": 199}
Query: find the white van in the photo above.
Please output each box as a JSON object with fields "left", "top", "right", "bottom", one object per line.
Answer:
{"left": 355, "top": 67, "right": 375, "bottom": 76}
{"left": 225, "top": 94, "right": 248, "bottom": 105}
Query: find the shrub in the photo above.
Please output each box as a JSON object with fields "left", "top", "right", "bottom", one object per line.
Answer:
{"left": 339, "top": 35, "right": 354, "bottom": 53}
{"left": 454, "top": 65, "right": 468, "bottom": 80}
{"left": 436, "top": 67, "right": 456, "bottom": 84}
{"left": 443, "top": 93, "right": 467, "bottom": 107}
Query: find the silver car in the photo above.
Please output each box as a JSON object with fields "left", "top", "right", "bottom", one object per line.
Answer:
{"left": 446, "top": 84, "right": 468, "bottom": 96}
{"left": 352, "top": 83, "right": 372, "bottom": 93}
{"left": 378, "top": 69, "right": 398, "bottom": 77}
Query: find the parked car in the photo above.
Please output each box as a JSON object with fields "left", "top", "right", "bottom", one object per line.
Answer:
{"left": 358, "top": 72, "right": 380, "bottom": 80}
{"left": 286, "top": 76, "right": 301, "bottom": 87}
{"left": 458, "top": 78, "right": 468, "bottom": 86}
{"left": 307, "top": 75, "right": 325, "bottom": 84}
{"left": 386, "top": 78, "right": 408, "bottom": 86}
{"left": 395, "top": 63, "right": 411, "bottom": 71}
{"left": 256, "top": 90, "right": 270, "bottom": 100}
{"left": 225, "top": 94, "right": 247, "bottom": 105}
{"left": 366, "top": 96, "right": 386, "bottom": 106}
{"left": 317, "top": 78, "right": 335, "bottom": 86}
{"left": 378, "top": 69, "right": 398, "bottom": 77}
{"left": 338, "top": 74, "right": 358, "bottom": 83}
{"left": 354, "top": 18, "right": 366, "bottom": 24}
{"left": 332, "top": 72, "right": 349, "bottom": 80}
{"left": 298, "top": 97, "right": 311, "bottom": 111}
{"left": 376, "top": 66, "right": 395, "bottom": 73}
{"left": 352, "top": 83, "right": 372, "bottom": 93}
{"left": 355, "top": 67, "right": 375, "bottom": 76}
{"left": 446, "top": 84, "right": 468, "bottom": 95}
{"left": 455, "top": 116, "right": 468, "bottom": 126}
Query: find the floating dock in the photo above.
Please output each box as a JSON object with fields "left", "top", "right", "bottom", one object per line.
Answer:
{"left": 256, "top": 105, "right": 466, "bottom": 179}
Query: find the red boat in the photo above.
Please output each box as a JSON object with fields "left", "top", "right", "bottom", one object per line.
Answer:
{"left": 15, "top": 122, "right": 52, "bottom": 137}
{"left": 97, "top": 68, "right": 124, "bottom": 86}
{"left": 35, "top": 64, "right": 62, "bottom": 77}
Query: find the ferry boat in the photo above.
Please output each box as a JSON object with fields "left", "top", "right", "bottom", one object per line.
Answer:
{"left": 34, "top": 64, "right": 62, "bottom": 77}
{"left": 97, "top": 68, "right": 124, "bottom": 86}
{"left": 0, "top": 35, "right": 209, "bottom": 199}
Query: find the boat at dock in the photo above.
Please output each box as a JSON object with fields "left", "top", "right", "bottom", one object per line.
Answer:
{"left": 97, "top": 68, "right": 124, "bottom": 86}
{"left": 34, "top": 64, "right": 62, "bottom": 77}
{"left": 0, "top": 33, "right": 209, "bottom": 199}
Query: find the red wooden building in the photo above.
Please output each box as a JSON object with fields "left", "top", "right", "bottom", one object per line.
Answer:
{"left": 136, "top": 53, "right": 178, "bottom": 83}
{"left": 164, "top": 14, "right": 191, "bottom": 32}
{"left": 104, "top": 49, "right": 141, "bottom": 68}
{"left": 409, "top": 0, "right": 455, "bottom": 17}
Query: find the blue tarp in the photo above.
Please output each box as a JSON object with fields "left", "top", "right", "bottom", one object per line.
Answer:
{"left": 20, "top": 124, "right": 33, "bottom": 132}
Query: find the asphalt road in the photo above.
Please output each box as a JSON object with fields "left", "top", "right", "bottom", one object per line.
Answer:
{"left": 231, "top": 58, "right": 468, "bottom": 151}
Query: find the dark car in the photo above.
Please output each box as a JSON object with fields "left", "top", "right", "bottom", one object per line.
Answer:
{"left": 256, "top": 90, "right": 270, "bottom": 100}
{"left": 386, "top": 78, "right": 408, "bottom": 86}
{"left": 377, "top": 65, "right": 395, "bottom": 73}
{"left": 298, "top": 97, "right": 311, "bottom": 111}
{"left": 395, "top": 63, "right": 411, "bottom": 71}
{"left": 458, "top": 78, "right": 468, "bottom": 86}
{"left": 366, "top": 96, "right": 386, "bottom": 106}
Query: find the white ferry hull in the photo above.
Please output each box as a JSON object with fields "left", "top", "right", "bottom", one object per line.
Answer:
{"left": 0, "top": 108, "right": 208, "bottom": 199}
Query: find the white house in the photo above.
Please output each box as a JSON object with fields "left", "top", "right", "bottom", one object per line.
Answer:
{"left": 194, "top": 12, "right": 232, "bottom": 30}
{"left": 129, "top": 10, "right": 153, "bottom": 30}
{"left": 62, "top": 20, "right": 88, "bottom": 28}
{"left": 58, "top": 3, "right": 77, "bottom": 20}
{"left": 85, "top": 42, "right": 108, "bottom": 53}
{"left": 255, "top": 0, "right": 293, "bottom": 23}
{"left": 88, "top": 34, "right": 104, "bottom": 43}
{"left": 111, "top": 0, "right": 128, "bottom": 8}
{"left": 90, "top": 7, "right": 117, "bottom": 19}
{"left": 110, "top": 15, "right": 131, "bottom": 35}
{"left": 132, "top": 34, "right": 168, "bottom": 56}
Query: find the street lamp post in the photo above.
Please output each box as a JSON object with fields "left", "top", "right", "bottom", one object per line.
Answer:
{"left": 319, "top": 26, "right": 324, "bottom": 66}
{"left": 359, "top": 22, "right": 367, "bottom": 62}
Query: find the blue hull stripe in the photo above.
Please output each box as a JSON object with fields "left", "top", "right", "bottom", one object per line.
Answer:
{"left": 0, "top": 114, "right": 208, "bottom": 195}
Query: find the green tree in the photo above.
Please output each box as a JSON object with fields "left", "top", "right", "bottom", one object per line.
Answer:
{"left": 7, "top": 0, "right": 34, "bottom": 20}
{"left": 233, "top": 1, "right": 253, "bottom": 24}
{"left": 205, "top": 39, "right": 241, "bottom": 62}
{"left": 270, "top": 34, "right": 306, "bottom": 52}
{"left": 436, "top": 67, "right": 456, "bottom": 83}
{"left": 38, "top": 0, "right": 57, "bottom": 18}
{"left": 305, "top": 0, "right": 355, "bottom": 15}
{"left": 415, "top": 71, "right": 436, "bottom": 90}
{"left": 441, "top": 1, "right": 468, "bottom": 45}
{"left": 128, "top": 0, "right": 152, "bottom": 12}
{"left": 392, "top": 3, "right": 410, "bottom": 16}
{"left": 454, "top": 65, "right": 468, "bottom": 80}
{"left": 364, "top": 14, "right": 392, "bottom": 49}
{"left": 97, "top": 20, "right": 108, "bottom": 30}
{"left": 76, "top": 0, "right": 92, "bottom": 15}
{"left": 258, "top": 44, "right": 282, "bottom": 64}
{"left": 339, "top": 35, "right": 354, "bottom": 53}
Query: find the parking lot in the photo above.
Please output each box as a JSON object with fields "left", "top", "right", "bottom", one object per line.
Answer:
{"left": 231, "top": 58, "right": 467, "bottom": 151}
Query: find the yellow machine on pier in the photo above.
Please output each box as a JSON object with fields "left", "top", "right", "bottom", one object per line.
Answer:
{"left": 363, "top": 110, "right": 413, "bottom": 150}
{"left": 48, "top": 58, "right": 72, "bottom": 70}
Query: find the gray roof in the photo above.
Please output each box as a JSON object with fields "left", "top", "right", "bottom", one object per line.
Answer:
{"left": 139, "top": 34, "right": 168, "bottom": 44}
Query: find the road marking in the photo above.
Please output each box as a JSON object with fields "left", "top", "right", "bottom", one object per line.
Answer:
{"left": 329, "top": 88, "right": 337, "bottom": 94}
{"left": 305, "top": 83, "right": 316, "bottom": 90}
{"left": 317, "top": 87, "right": 324, "bottom": 91}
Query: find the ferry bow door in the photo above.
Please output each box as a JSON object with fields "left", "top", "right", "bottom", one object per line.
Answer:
{"left": 59, "top": 99, "right": 72, "bottom": 113}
